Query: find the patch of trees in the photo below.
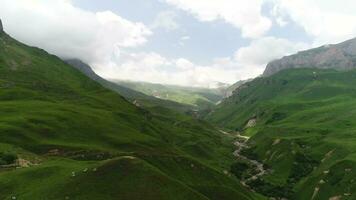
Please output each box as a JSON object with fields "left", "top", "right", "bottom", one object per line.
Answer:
{"left": 230, "top": 162, "right": 249, "bottom": 179}
{"left": 240, "top": 147, "right": 259, "bottom": 160}
{"left": 0, "top": 152, "right": 17, "bottom": 165}
{"left": 288, "top": 152, "right": 319, "bottom": 184}
{"left": 249, "top": 178, "right": 293, "bottom": 198}
{"left": 266, "top": 112, "right": 287, "bottom": 124}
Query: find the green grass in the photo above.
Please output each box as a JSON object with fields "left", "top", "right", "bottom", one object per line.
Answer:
{"left": 0, "top": 157, "right": 209, "bottom": 200}
{"left": 0, "top": 31, "right": 259, "bottom": 199}
{"left": 208, "top": 68, "right": 356, "bottom": 199}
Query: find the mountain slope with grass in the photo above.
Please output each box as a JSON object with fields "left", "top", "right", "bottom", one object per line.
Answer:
{"left": 64, "top": 59, "right": 195, "bottom": 114}
{"left": 220, "top": 79, "right": 253, "bottom": 99}
{"left": 208, "top": 67, "right": 356, "bottom": 199}
{"left": 0, "top": 24, "right": 259, "bottom": 200}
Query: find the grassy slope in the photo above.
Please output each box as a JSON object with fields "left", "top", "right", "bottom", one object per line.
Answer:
{"left": 116, "top": 81, "right": 223, "bottom": 109}
{"left": 208, "top": 68, "right": 356, "bottom": 199}
{"left": 64, "top": 59, "right": 195, "bottom": 114}
{"left": 0, "top": 31, "right": 259, "bottom": 199}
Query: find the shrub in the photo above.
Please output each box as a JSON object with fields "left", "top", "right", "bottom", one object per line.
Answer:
{"left": 266, "top": 112, "right": 287, "bottom": 124}
{"left": 288, "top": 152, "right": 319, "bottom": 184}
{"left": 249, "top": 178, "right": 293, "bottom": 198}
{"left": 230, "top": 162, "right": 249, "bottom": 179}
{"left": 0, "top": 152, "right": 18, "bottom": 165}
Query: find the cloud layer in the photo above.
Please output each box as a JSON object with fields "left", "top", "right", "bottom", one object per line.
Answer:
{"left": 151, "top": 11, "right": 180, "bottom": 31}
{"left": 1, "top": 0, "right": 356, "bottom": 87}
{"left": 164, "top": 0, "right": 272, "bottom": 38}
{"left": 0, "top": 0, "right": 151, "bottom": 64}
{"left": 96, "top": 36, "right": 307, "bottom": 87}
{"left": 271, "top": 0, "right": 356, "bottom": 46}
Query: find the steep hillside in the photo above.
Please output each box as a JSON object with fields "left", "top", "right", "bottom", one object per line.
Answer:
{"left": 264, "top": 37, "right": 356, "bottom": 76}
{"left": 64, "top": 59, "right": 195, "bottom": 114}
{"left": 220, "top": 79, "right": 252, "bottom": 99}
{"left": 208, "top": 68, "right": 356, "bottom": 199}
{"left": 0, "top": 25, "right": 259, "bottom": 199}
{"left": 115, "top": 80, "right": 224, "bottom": 109}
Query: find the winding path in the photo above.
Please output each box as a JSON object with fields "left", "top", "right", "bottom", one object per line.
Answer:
{"left": 221, "top": 130, "right": 267, "bottom": 187}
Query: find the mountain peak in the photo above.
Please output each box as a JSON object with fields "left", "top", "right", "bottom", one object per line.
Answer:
{"left": 263, "top": 37, "right": 356, "bottom": 76}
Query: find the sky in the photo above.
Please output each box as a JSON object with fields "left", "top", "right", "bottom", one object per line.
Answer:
{"left": 1, "top": 0, "right": 356, "bottom": 87}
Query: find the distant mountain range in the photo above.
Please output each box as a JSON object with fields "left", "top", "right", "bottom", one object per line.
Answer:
{"left": 114, "top": 80, "right": 224, "bottom": 108}
{"left": 64, "top": 59, "right": 149, "bottom": 100}
{"left": 64, "top": 59, "right": 197, "bottom": 113}
{"left": 65, "top": 59, "right": 252, "bottom": 111}
{"left": 264, "top": 37, "right": 356, "bottom": 76}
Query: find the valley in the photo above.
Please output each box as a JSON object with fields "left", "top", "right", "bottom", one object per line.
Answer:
{"left": 1, "top": 7, "right": 356, "bottom": 199}
{"left": 0, "top": 21, "right": 261, "bottom": 200}
{"left": 113, "top": 80, "right": 224, "bottom": 109}
{"left": 232, "top": 136, "right": 267, "bottom": 187}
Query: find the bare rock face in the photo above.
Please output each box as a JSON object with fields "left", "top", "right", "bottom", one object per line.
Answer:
{"left": 0, "top": 19, "right": 3, "bottom": 32}
{"left": 263, "top": 38, "right": 356, "bottom": 76}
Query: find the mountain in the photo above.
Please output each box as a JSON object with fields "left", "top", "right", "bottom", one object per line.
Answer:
{"left": 264, "top": 37, "right": 356, "bottom": 76}
{"left": 220, "top": 79, "right": 253, "bottom": 99}
{"left": 64, "top": 59, "right": 147, "bottom": 99}
{"left": 0, "top": 22, "right": 259, "bottom": 200}
{"left": 64, "top": 59, "right": 195, "bottom": 114}
{"left": 208, "top": 67, "right": 356, "bottom": 199}
{"left": 114, "top": 80, "right": 224, "bottom": 109}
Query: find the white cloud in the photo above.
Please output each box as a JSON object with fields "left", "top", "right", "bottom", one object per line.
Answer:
{"left": 175, "top": 58, "right": 194, "bottom": 70}
{"left": 94, "top": 36, "right": 308, "bottom": 88}
{"left": 95, "top": 51, "right": 240, "bottom": 87}
{"left": 181, "top": 36, "right": 190, "bottom": 40}
{"left": 270, "top": 0, "right": 356, "bottom": 46}
{"left": 2, "top": 0, "right": 344, "bottom": 88}
{"left": 178, "top": 36, "right": 190, "bottom": 46}
{"left": 151, "top": 10, "right": 180, "bottom": 31}
{"left": 1, "top": 0, "right": 256, "bottom": 88}
{"left": 235, "top": 37, "right": 309, "bottom": 67}
{"left": 275, "top": 17, "right": 288, "bottom": 27}
{"left": 164, "top": 0, "right": 272, "bottom": 38}
{"left": 0, "top": 0, "right": 151, "bottom": 64}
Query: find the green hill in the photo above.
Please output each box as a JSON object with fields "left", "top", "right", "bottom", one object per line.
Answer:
{"left": 208, "top": 68, "right": 356, "bottom": 199}
{"left": 0, "top": 26, "right": 260, "bottom": 199}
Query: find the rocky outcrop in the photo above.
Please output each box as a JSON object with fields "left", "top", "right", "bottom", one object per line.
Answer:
{"left": 263, "top": 37, "right": 356, "bottom": 76}
{"left": 223, "top": 79, "right": 252, "bottom": 98}
{"left": 0, "top": 19, "right": 3, "bottom": 32}
{"left": 245, "top": 118, "right": 257, "bottom": 128}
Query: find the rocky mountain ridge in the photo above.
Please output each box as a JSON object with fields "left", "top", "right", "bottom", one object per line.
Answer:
{"left": 0, "top": 19, "right": 3, "bottom": 32}
{"left": 264, "top": 37, "right": 356, "bottom": 76}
